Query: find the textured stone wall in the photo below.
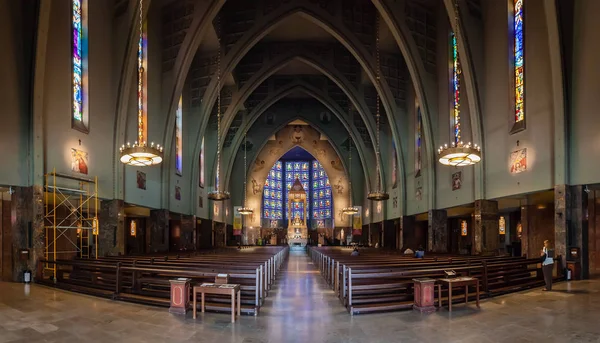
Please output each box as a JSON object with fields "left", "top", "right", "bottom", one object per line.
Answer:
{"left": 555, "top": 185, "right": 585, "bottom": 275}
{"left": 148, "top": 209, "right": 169, "bottom": 253}
{"left": 98, "top": 199, "right": 124, "bottom": 257}
{"left": 474, "top": 200, "right": 499, "bottom": 254}
{"left": 428, "top": 209, "right": 447, "bottom": 253}
{"left": 9, "top": 186, "right": 43, "bottom": 282}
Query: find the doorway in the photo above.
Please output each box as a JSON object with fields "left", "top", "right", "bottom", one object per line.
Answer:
{"left": 125, "top": 217, "right": 146, "bottom": 255}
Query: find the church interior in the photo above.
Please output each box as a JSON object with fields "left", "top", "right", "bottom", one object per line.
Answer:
{"left": 1, "top": 0, "right": 600, "bottom": 341}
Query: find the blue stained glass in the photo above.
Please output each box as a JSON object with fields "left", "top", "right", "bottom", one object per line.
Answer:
{"left": 263, "top": 161, "right": 282, "bottom": 219}
{"left": 72, "top": 0, "right": 84, "bottom": 122}
{"left": 514, "top": 0, "right": 525, "bottom": 122}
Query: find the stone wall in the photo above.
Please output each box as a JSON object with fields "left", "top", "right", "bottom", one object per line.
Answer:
{"left": 148, "top": 209, "right": 169, "bottom": 253}
{"left": 98, "top": 199, "right": 124, "bottom": 257}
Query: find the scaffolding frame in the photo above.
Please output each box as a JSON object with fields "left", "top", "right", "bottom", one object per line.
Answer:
{"left": 44, "top": 168, "right": 99, "bottom": 280}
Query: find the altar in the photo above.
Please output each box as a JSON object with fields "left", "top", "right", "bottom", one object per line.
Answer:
{"left": 287, "top": 179, "right": 308, "bottom": 249}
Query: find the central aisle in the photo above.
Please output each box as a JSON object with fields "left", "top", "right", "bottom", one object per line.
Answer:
{"left": 256, "top": 250, "right": 353, "bottom": 341}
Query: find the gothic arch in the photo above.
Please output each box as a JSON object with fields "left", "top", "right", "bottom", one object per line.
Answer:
{"left": 221, "top": 82, "right": 374, "bottom": 193}
{"left": 189, "top": 6, "right": 405, "bottom": 211}
{"left": 242, "top": 124, "right": 351, "bottom": 228}
{"left": 372, "top": 0, "right": 438, "bottom": 209}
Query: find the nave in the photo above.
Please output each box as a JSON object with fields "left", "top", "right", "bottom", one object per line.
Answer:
{"left": 1, "top": 251, "right": 599, "bottom": 343}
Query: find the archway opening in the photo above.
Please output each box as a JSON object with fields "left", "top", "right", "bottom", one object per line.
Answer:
{"left": 262, "top": 146, "right": 334, "bottom": 243}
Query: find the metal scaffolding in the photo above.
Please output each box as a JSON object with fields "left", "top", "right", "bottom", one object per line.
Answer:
{"left": 44, "top": 169, "right": 98, "bottom": 280}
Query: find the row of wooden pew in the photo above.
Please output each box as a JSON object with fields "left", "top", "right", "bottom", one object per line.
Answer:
{"left": 308, "top": 246, "right": 562, "bottom": 314}
{"left": 37, "top": 246, "right": 289, "bottom": 316}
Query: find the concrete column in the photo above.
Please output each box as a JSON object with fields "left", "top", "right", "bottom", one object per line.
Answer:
{"left": 98, "top": 199, "right": 124, "bottom": 257}
{"left": 474, "top": 200, "right": 499, "bottom": 254}
{"left": 428, "top": 209, "right": 447, "bottom": 253}
{"left": 555, "top": 185, "right": 585, "bottom": 276}
{"left": 148, "top": 209, "right": 169, "bottom": 253}
{"left": 10, "top": 186, "right": 43, "bottom": 282}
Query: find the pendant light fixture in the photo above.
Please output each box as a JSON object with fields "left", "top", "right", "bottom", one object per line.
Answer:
{"left": 437, "top": 0, "right": 481, "bottom": 167}
{"left": 367, "top": 13, "right": 389, "bottom": 201}
{"left": 342, "top": 133, "right": 359, "bottom": 215}
{"left": 208, "top": 15, "right": 230, "bottom": 201}
{"left": 237, "top": 132, "right": 253, "bottom": 215}
{"left": 119, "top": 0, "right": 163, "bottom": 166}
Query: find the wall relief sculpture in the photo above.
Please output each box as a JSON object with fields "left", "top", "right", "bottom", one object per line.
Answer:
{"left": 251, "top": 178, "right": 263, "bottom": 195}
{"left": 253, "top": 159, "right": 265, "bottom": 172}
{"left": 331, "top": 159, "right": 343, "bottom": 171}
{"left": 333, "top": 178, "right": 344, "bottom": 194}
{"left": 291, "top": 125, "right": 304, "bottom": 144}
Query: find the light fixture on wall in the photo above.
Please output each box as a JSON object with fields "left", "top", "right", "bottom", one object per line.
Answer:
{"left": 208, "top": 15, "right": 230, "bottom": 201}
{"left": 438, "top": 0, "right": 481, "bottom": 167}
{"left": 238, "top": 132, "right": 253, "bottom": 215}
{"left": 367, "top": 12, "right": 389, "bottom": 202}
{"left": 119, "top": 0, "right": 163, "bottom": 166}
{"left": 342, "top": 121, "right": 359, "bottom": 215}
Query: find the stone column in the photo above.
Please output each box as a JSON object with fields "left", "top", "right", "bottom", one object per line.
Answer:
{"left": 428, "top": 209, "right": 447, "bottom": 253}
{"left": 555, "top": 185, "right": 585, "bottom": 276}
{"left": 474, "top": 200, "right": 499, "bottom": 254}
{"left": 98, "top": 199, "right": 124, "bottom": 257}
{"left": 148, "top": 209, "right": 169, "bottom": 253}
{"left": 10, "top": 186, "right": 43, "bottom": 282}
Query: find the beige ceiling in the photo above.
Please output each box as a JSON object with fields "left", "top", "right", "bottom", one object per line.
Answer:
{"left": 263, "top": 13, "right": 333, "bottom": 42}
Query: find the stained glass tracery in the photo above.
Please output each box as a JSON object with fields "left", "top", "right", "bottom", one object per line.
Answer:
{"left": 263, "top": 161, "right": 283, "bottom": 219}
{"left": 261, "top": 159, "right": 332, "bottom": 223}
{"left": 175, "top": 96, "right": 183, "bottom": 175}
{"left": 415, "top": 103, "right": 422, "bottom": 177}
{"left": 451, "top": 32, "right": 461, "bottom": 144}
{"left": 138, "top": 20, "right": 148, "bottom": 143}
{"left": 514, "top": 0, "right": 524, "bottom": 123}
{"left": 72, "top": 0, "right": 84, "bottom": 124}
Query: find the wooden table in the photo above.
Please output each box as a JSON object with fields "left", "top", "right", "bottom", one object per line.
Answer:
{"left": 193, "top": 283, "right": 241, "bottom": 323}
{"left": 437, "top": 277, "right": 480, "bottom": 312}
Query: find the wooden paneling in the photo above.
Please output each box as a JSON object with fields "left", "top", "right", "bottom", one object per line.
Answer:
{"left": 589, "top": 192, "right": 600, "bottom": 276}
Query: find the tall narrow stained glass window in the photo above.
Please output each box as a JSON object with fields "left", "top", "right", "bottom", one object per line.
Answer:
{"left": 451, "top": 31, "right": 461, "bottom": 144}
{"left": 312, "top": 161, "right": 332, "bottom": 220}
{"left": 199, "top": 137, "right": 205, "bottom": 187}
{"left": 285, "top": 162, "right": 309, "bottom": 220}
{"left": 415, "top": 103, "right": 422, "bottom": 177}
{"left": 175, "top": 96, "right": 183, "bottom": 175}
{"left": 514, "top": 0, "right": 524, "bottom": 123}
{"left": 72, "top": 0, "right": 88, "bottom": 130}
{"left": 263, "top": 161, "right": 283, "bottom": 219}
{"left": 391, "top": 143, "right": 398, "bottom": 189}
{"left": 137, "top": 19, "right": 148, "bottom": 143}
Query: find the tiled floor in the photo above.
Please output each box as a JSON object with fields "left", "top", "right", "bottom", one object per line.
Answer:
{"left": 1, "top": 252, "right": 599, "bottom": 343}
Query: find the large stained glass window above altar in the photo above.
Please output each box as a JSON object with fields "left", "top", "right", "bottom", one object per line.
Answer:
{"left": 261, "top": 155, "right": 333, "bottom": 228}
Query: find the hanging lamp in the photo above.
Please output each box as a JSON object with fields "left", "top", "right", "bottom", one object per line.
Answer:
{"left": 437, "top": 0, "right": 481, "bottom": 167}
{"left": 237, "top": 132, "right": 253, "bottom": 215}
{"left": 342, "top": 106, "right": 359, "bottom": 215}
{"left": 208, "top": 15, "right": 230, "bottom": 201}
{"left": 119, "top": 0, "right": 163, "bottom": 166}
{"left": 367, "top": 13, "right": 389, "bottom": 201}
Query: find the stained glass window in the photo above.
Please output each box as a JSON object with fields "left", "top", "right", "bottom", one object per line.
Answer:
{"left": 72, "top": 0, "right": 87, "bottom": 129}
{"left": 415, "top": 103, "right": 422, "bottom": 177}
{"left": 263, "top": 161, "right": 283, "bottom": 219}
{"left": 199, "top": 137, "right": 205, "bottom": 187}
{"left": 285, "top": 162, "right": 309, "bottom": 220}
{"left": 175, "top": 96, "right": 183, "bottom": 175}
{"left": 392, "top": 142, "right": 398, "bottom": 189}
{"left": 514, "top": 0, "right": 524, "bottom": 123}
{"left": 312, "top": 161, "right": 332, "bottom": 220}
{"left": 262, "top": 159, "right": 332, "bottom": 223}
{"left": 451, "top": 31, "right": 461, "bottom": 144}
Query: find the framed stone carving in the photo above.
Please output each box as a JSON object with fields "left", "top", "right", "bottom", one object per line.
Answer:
{"left": 452, "top": 171, "right": 462, "bottom": 191}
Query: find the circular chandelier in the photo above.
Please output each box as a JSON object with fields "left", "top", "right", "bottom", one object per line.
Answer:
{"left": 208, "top": 15, "right": 230, "bottom": 201}
{"left": 438, "top": 141, "right": 481, "bottom": 166}
{"left": 120, "top": 142, "right": 163, "bottom": 166}
{"left": 119, "top": 0, "right": 162, "bottom": 167}
{"left": 367, "top": 12, "right": 389, "bottom": 202}
{"left": 237, "top": 132, "right": 253, "bottom": 215}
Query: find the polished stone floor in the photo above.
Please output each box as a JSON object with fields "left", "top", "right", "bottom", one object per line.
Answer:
{"left": 1, "top": 252, "right": 600, "bottom": 343}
